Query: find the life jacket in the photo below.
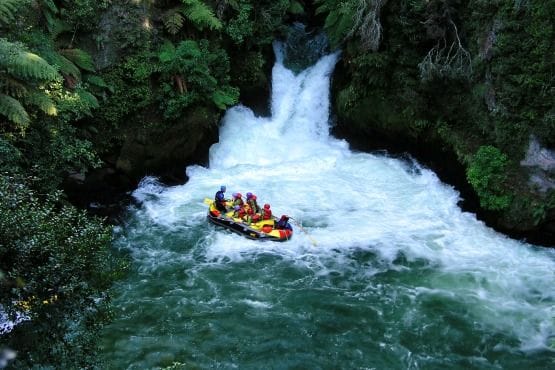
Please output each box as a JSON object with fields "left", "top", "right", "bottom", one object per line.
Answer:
{"left": 235, "top": 208, "right": 246, "bottom": 219}
{"left": 262, "top": 208, "right": 272, "bottom": 220}
{"left": 233, "top": 198, "right": 244, "bottom": 206}
{"left": 247, "top": 199, "right": 259, "bottom": 213}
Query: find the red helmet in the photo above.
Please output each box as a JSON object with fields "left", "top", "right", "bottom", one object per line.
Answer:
{"left": 236, "top": 192, "right": 242, "bottom": 198}
{"left": 280, "top": 215, "right": 288, "bottom": 220}
{"left": 252, "top": 195, "right": 257, "bottom": 200}
{"left": 264, "top": 204, "right": 270, "bottom": 209}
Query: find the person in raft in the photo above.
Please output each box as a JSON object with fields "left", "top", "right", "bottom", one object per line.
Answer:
{"left": 276, "top": 215, "right": 292, "bottom": 230}
{"left": 231, "top": 192, "right": 244, "bottom": 207}
{"left": 262, "top": 203, "right": 272, "bottom": 220}
{"left": 246, "top": 192, "right": 260, "bottom": 214}
{"left": 232, "top": 205, "right": 244, "bottom": 219}
{"left": 240, "top": 203, "right": 253, "bottom": 223}
{"left": 214, "top": 185, "right": 227, "bottom": 213}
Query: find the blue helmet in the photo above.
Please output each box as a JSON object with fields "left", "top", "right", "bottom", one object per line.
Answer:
{"left": 246, "top": 192, "right": 253, "bottom": 199}
{"left": 221, "top": 185, "right": 226, "bottom": 192}
{"left": 234, "top": 205, "right": 241, "bottom": 211}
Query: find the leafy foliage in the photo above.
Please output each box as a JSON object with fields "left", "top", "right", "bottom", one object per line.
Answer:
{"left": 59, "top": 48, "right": 96, "bottom": 72}
{"left": 467, "top": 146, "right": 512, "bottom": 211}
{"left": 223, "top": 0, "right": 295, "bottom": 46}
{"left": 316, "top": 0, "right": 387, "bottom": 51}
{"left": 0, "top": 94, "right": 29, "bottom": 127}
{"left": 163, "top": 0, "right": 222, "bottom": 35}
{"left": 0, "top": 38, "right": 60, "bottom": 131}
{"left": 157, "top": 39, "right": 238, "bottom": 118}
{"left": 0, "top": 0, "right": 27, "bottom": 26}
{"left": 181, "top": 0, "right": 222, "bottom": 31}
{"left": 0, "top": 174, "right": 123, "bottom": 368}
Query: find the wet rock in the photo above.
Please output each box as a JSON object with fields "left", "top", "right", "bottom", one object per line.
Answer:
{"left": 520, "top": 136, "right": 555, "bottom": 193}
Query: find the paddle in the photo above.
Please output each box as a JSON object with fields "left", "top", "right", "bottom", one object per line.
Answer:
{"left": 203, "top": 198, "right": 213, "bottom": 205}
{"left": 289, "top": 217, "right": 318, "bottom": 246}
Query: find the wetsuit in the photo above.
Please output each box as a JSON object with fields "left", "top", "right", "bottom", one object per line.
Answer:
{"left": 215, "top": 190, "right": 227, "bottom": 213}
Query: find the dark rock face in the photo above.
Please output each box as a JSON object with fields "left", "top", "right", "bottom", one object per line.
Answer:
{"left": 64, "top": 116, "right": 218, "bottom": 222}
{"left": 520, "top": 136, "right": 555, "bottom": 193}
{"left": 115, "top": 120, "right": 215, "bottom": 181}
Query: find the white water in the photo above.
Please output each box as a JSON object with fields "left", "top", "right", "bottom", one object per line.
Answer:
{"left": 129, "top": 43, "right": 555, "bottom": 354}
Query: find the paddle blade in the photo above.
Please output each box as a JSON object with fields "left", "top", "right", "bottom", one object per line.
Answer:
{"left": 203, "top": 198, "right": 213, "bottom": 205}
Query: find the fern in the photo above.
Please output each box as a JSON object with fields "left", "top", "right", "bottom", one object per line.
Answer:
{"left": 85, "top": 75, "right": 113, "bottom": 92}
{"left": 0, "top": 0, "right": 24, "bottom": 25}
{"left": 40, "top": 0, "right": 59, "bottom": 15}
{"left": 54, "top": 54, "right": 81, "bottom": 79}
{"left": 0, "top": 76, "right": 27, "bottom": 97}
{"left": 26, "top": 91, "right": 57, "bottom": 116}
{"left": 59, "top": 49, "right": 95, "bottom": 72}
{"left": 0, "top": 38, "right": 59, "bottom": 81}
{"left": 45, "top": 15, "right": 72, "bottom": 39}
{"left": 164, "top": 9, "right": 185, "bottom": 35}
{"left": 76, "top": 88, "right": 99, "bottom": 111}
{"left": 181, "top": 0, "right": 222, "bottom": 31}
{"left": 0, "top": 38, "right": 60, "bottom": 130}
{"left": 10, "top": 51, "right": 60, "bottom": 81}
{"left": 0, "top": 93, "right": 30, "bottom": 129}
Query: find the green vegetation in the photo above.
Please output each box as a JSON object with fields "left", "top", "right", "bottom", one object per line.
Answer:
{"left": 157, "top": 39, "right": 239, "bottom": 118}
{"left": 466, "top": 146, "right": 511, "bottom": 211}
{"left": 0, "top": 174, "right": 123, "bottom": 368}
{"left": 0, "top": 37, "right": 59, "bottom": 131}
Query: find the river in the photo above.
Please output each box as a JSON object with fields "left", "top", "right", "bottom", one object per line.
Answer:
{"left": 100, "top": 43, "right": 555, "bottom": 369}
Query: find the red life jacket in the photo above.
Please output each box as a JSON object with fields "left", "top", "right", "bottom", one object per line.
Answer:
{"left": 262, "top": 208, "right": 272, "bottom": 220}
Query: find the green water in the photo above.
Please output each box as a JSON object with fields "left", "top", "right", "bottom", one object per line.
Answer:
{"left": 100, "top": 212, "right": 554, "bottom": 369}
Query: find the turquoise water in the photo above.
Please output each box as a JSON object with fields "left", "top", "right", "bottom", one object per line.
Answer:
{"left": 100, "top": 44, "right": 555, "bottom": 369}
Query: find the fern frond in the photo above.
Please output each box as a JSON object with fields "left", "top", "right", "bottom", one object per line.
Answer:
{"left": 85, "top": 75, "right": 110, "bottom": 89}
{"left": 59, "top": 49, "right": 95, "bottom": 72}
{"left": 49, "top": 53, "right": 81, "bottom": 80}
{"left": 76, "top": 89, "right": 99, "bottom": 110}
{"left": 26, "top": 91, "right": 57, "bottom": 116}
{"left": 40, "top": 0, "right": 59, "bottom": 15}
{"left": 0, "top": 93, "right": 30, "bottom": 128}
{"left": 181, "top": 0, "right": 222, "bottom": 31}
{"left": 0, "top": 75, "right": 28, "bottom": 97}
{"left": 0, "top": 0, "right": 23, "bottom": 25}
{"left": 8, "top": 49, "right": 60, "bottom": 81}
{"left": 45, "top": 14, "right": 71, "bottom": 38}
{"left": 164, "top": 9, "right": 184, "bottom": 35}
